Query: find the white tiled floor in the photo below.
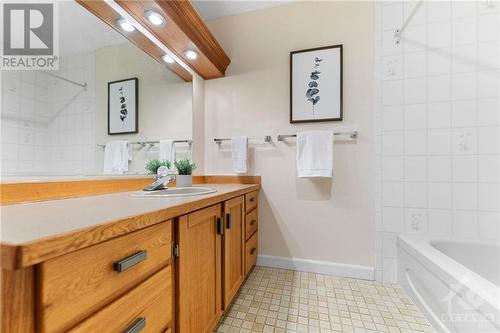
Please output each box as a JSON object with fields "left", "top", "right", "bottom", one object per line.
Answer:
{"left": 215, "top": 266, "right": 435, "bottom": 333}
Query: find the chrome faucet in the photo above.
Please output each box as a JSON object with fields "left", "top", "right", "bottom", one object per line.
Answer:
{"left": 143, "top": 175, "right": 175, "bottom": 191}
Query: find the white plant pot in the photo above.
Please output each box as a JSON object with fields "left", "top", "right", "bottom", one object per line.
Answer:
{"left": 176, "top": 175, "right": 192, "bottom": 187}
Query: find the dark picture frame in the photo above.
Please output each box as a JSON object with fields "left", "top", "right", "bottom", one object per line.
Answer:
{"left": 290, "top": 44, "right": 343, "bottom": 123}
{"left": 108, "top": 77, "right": 138, "bottom": 135}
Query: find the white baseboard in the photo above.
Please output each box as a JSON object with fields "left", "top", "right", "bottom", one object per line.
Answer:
{"left": 256, "top": 255, "right": 375, "bottom": 281}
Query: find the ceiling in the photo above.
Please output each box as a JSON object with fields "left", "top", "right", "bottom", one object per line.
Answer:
{"left": 59, "top": 1, "right": 126, "bottom": 57}
{"left": 191, "top": 0, "right": 293, "bottom": 21}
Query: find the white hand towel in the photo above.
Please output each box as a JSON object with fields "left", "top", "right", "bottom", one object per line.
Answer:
{"left": 103, "top": 141, "right": 131, "bottom": 174}
{"left": 231, "top": 136, "right": 248, "bottom": 173}
{"left": 296, "top": 130, "right": 334, "bottom": 178}
{"left": 159, "top": 140, "right": 176, "bottom": 164}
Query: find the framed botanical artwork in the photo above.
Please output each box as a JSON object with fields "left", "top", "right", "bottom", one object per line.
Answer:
{"left": 290, "top": 44, "right": 343, "bottom": 123}
{"left": 108, "top": 77, "right": 138, "bottom": 134}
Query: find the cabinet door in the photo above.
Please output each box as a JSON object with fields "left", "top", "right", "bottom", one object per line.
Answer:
{"left": 178, "top": 204, "right": 223, "bottom": 333}
{"left": 223, "top": 196, "right": 245, "bottom": 309}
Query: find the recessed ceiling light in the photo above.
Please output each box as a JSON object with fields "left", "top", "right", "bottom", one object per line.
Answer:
{"left": 162, "top": 54, "right": 175, "bottom": 64}
{"left": 117, "top": 18, "right": 135, "bottom": 32}
{"left": 184, "top": 50, "right": 198, "bottom": 60}
{"left": 144, "top": 10, "right": 166, "bottom": 26}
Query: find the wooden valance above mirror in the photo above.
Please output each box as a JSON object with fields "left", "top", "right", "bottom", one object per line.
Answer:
{"left": 77, "top": 0, "right": 230, "bottom": 81}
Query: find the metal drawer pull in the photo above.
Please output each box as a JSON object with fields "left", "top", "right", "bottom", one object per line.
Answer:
{"left": 250, "top": 247, "right": 257, "bottom": 255}
{"left": 216, "top": 217, "right": 224, "bottom": 235}
{"left": 226, "top": 213, "right": 232, "bottom": 229}
{"left": 250, "top": 219, "right": 257, "bottom": 226}
{"left": 123, "top": 317, "right": 146, "bottom": 333}
{"left": 113, "top": 250, "right": 148, "bottom": 273}
{"left": 249, "top": 197, "right": 255, "bottom": 202}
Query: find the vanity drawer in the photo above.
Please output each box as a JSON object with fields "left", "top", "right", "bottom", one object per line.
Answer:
{"left": 69, "top": 265, "right": 173, "bottom": 333}
{"left": 39, "top": 221, "right": 172, "bottom": 333}
{"left": 245, "top": 191, "right": 258, "bottom": 213}
{"left": 245, "top": 208, "right": 258, "bottom": 241}
{"left": 245, "top": 232, "right": 258, "bottom": 275}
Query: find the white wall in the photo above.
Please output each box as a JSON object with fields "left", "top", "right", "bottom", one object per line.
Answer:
{"left": 94, "top": 42, "right": 193, "bottom": 174}
{"left": 374, "top": 1, "right": 500, "bottom": 282}
{"left": 1, "top": 53, "right": 96, "bottom": 176}
{"left": 204, "top": 1, "right": 375, "bottom": 273}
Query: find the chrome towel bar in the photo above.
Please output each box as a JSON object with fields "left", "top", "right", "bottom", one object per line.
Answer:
{"left": 214, "top": 136, "right": 272, "bottom": 144}
{"left": 277, "top": 131, "right": 358, "bottom": 141}
{"left": 97, "top": 140, "right": 192, "bottom": 148}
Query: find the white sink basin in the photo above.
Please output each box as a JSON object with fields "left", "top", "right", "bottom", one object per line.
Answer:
{"left": 131, "top": 186, "right": 217, "bottom": 197}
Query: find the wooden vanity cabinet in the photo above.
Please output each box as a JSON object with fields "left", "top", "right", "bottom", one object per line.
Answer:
{"left": 222, "top": 196, "right": 245, "bottom": 309}
{"left": 177, "top": 204, "right": 223, "bottom": 333}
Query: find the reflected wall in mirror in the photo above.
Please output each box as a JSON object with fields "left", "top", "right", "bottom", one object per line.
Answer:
{"left": 0, "top": 1, "right": 193, "bottom": 180}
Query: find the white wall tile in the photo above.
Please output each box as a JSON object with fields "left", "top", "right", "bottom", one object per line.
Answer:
{"left": 383, "top": 207, "right": 404, "bottom": 232}
{"left": 405, "top": 51, "right": 426, "bottom": 78}
{"left": 382, "top": 3, "right": 403, "bottom": 31}
{"left": 428, "top": 156, "right": 452, "bottom": 182}
{"left": 383, "top": 80, "right": 404, "bottom": 105}
{"left": 429, "top": 209, "right": 453, "bottom": 236}
{"left": 452, "top": 17, "right": 477, "bottom": 45}
{"left": 383, "top": 156, "right": 404, "bottom": 181}
{"left": 477, "top": 212, "right": 500, "bottom": 242}
{"left": 405, "top": 156, "right": 427, "bottom": 181}
{"left": 478, "top": 126, "right": 499, "bottom": 154}
{"left": 427, "top": 75, "right": 451, "bottom": 102}
{"left": 428, "top": 182, "right": 452, "bottom": 209}
{"left": 405, "top": 77, "right": 427, "bottom": 103}
{"left": 383, "top": 105, "right": 404, "bottom": 130}
{"left": 452, "top": 1, "right": 477, "bottom": 19}
{"left": 428, "top": 129, "right": 452, "bottom": 154}
{"left": 452, "top": 155, "right": 477, "bottom": 182}
{"left": 477, "top": 98, "right": 499, "bottom": 126}
{"left": 478, "top": 155, "right": 500, "bottom": 183}
{"left": 405, "top": 103, "right": 427, "bottom": 129}
{"left": 477, "top": 42, "right": 499, "bottom": 70}
{"left": 477, "top": 13, "right": 499, "bottom": 42}
{"left": 452, "top": 128, "right": 477, "bottom": 154}
{"left": 428, "top": 48, "right": 452, "bottom": 75}
{"left": 428, "top": 102, "right": 451, "bottom": 128}
{"left": 477, "top": 70, "right": 500, "bottom": 98}
{"left": 405, "top": 182, "right": 427, "bottom": 208}
{"left": 383, "top": 182, "right": 404, "bottom": 207}
{"left": 452, "top": 100, "right": 476, "bottom": 127}
{"left": 427, "top": 1, "right": 451, "bottom": 23}
{"left": 452, "top": 44, "right": 477, "bottom": 73}
{"left": 453, "top": 210, "right": 477, "bottom": 239}
{"left": 405, "top": 130, "right": 427, "bottom": 155}
{"left": 383, "top": 131, "right": 404, "bottom": 155}
{"left": 382, "top": 233, "right": 398, "bottom": 258}
{"left": 478, "top": 183, "right": 499, "bottom": 211}
{"left": 404, "top": 25, "right": 427, "bottom": 53}
{"left": 452, "top": 72, "right": 477, "bottom": 100}
{"left": 453, "top": 183, "right": 477, "bottom": 210}
{"left": 405, "top": 208, "right": 428, "bottom": 233}
{"left": 428, "top": 21, "right": 452, "bottom": 49}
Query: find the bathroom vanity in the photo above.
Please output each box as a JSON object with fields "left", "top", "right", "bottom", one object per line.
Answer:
{"left": 0, "top": 178, "right": 260, "bottom": 333}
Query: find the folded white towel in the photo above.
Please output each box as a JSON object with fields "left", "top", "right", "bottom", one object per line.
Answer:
{"left": 231, "top": 136, "right": 248, "bottom": 173}
{"left": 103, "top": 141, "right": 131, "bottom": 174}
{"left": 159, "top": 140, "right": 176, "bottom": 165}
{"left": 296, "top": 130, "right": 334, "bottom": 178}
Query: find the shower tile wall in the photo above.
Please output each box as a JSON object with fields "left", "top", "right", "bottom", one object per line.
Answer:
{"left": 374, "top": 1, "right": 500, "bottom": 282}
{"left": 1, "top": 53, "right": 95, "bottom": 176}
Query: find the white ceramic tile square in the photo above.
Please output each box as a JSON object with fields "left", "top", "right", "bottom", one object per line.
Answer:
{"left": 452, "top": 128, "right": 477, "bottom": 154}
{"left": 428, "top": 48, "right": 452, "bottom": 75}
{"left": 405, "top": 156, "right": 427, "bottom": 181}
{"left": 404, "top": 0, "right": 426, "bottom": 26}
{"left": 453, "top": 183, "right": 477, "bottom": 210}
{"left": 477, "top": 42, "right": 499, "bottom": 71}
{"left": 428, "top": 102, "right": 451, "bottom": 128}
{"left": 405, "top": 130, "right": 427, "bottom": 155}
{"left": 404, "top": 25, "right": 427, "bottom": 53}
{"left": 383, "top": 55, "right": 404, "bottom": 80}
{"left": 453, "top": 210, "right": 478, "bottom": 239}
{"left": 404, "top": 51, "right": 426, "bottom": 78}
{"left": 428, "top": 156, "right": 452, "bottom": 181}
{"left": 477, "top": 212, "right": 500, "bottom": 242}
{"left": 383, "top": 29, "right": 403, "bottom": 56}
{"left": 405, "top": 182, "right": 427, "bottom": 208}
{"left": 383, "top": 80, "right": 404, "bottom": 105}
{"left": 405, "top": 208, "right": 428, "bottom": 233}
{"left": 383, "top": 207, "right": 404, "bottom": 232}
{"left": 478, "top": 126, "right": 499, "bottom": 154}
{"left": 478, "top": 155, "right": 500, "bottom": 183}
{"left": 383, "top": 105, "right": 404, "bottom": 130}
{"left": 478, "top": 183, "right": 499, "bottom": 211}
{"left": 428, "top": 21, "right": 452, "bottom": 49}
{"left": 428, "top": 182, "right": 452, "bottom": 209}
{"left": 452, "top": 100, "right": 477, "bottom": 128}
{"left": 427, "top": 75, "right": 451, "bottom": 102}
{"left": 383, "top": 156, "right": 404, "bottom": 181}
{"left": 428, "top": 129, "right": 452, "bottom": 155}
{"left": 452, "top": 72, "right": 477, "bottom": 100}
{"left": 452, "top": 155, "right": 477, "bottom": 182}
{"left": 428, "top": 209, "right": 453, "bottom": 236}
{"left": 405, "top": 77, "right": 427, "bottom": 103}
{"left": 383, "top": 131, "right": 404, "bottom": 155}
{"left": 452, "top": 1, "right": 477, "bottom": 19}
{"left": 477, "top": 13, "right": 500, "bottom": 42}
{"left": 405, "top": 103, "right": 427, "bottom": 129}
{"left": 382, "top": 232, "right": 398, "bottom": 258}
{"left": 382, "top": 2, "right": 403, "bottom": 31}
{"left": 477, "top": 70, "right": 500, "bottom": 99}
{"left": 427, "top": 1, "right": 451, "bottom": 23}
{"left": 452, "top": 17, "right": 477, "bottom": 45}
{"left": 452, "top": 44, "right": 477, "bottom": 73}
{"left": 383, "top": 181, "right": 404, "bottom": 207}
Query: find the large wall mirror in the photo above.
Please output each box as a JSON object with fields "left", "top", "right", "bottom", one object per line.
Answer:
{"left": 1, "top": 1, "right": 193, "bottom": 180}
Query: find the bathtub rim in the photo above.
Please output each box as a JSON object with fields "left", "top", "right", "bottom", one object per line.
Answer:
{"left": 398, "top": 234, "right": 500, "bottom": 312}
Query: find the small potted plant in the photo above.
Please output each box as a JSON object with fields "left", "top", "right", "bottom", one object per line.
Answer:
{"left": 145, "top": 159, "right": 172, "bottom": 179}
{"left": 174, "top": 158, "right": 196, "bottom": 187}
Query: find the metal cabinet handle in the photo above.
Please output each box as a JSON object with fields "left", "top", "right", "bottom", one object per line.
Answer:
{"left": 226, "top": 213, "right": 231, "bottom": 229}
{"left": 250, "top": 247, "right": 256, "bottom": 255}
{"left": 250, "top": 197, "right": 255, "bottom": 202}
{"left": 123, "top": 317, "right": 146, "bottom": 333}
{"left": 113, "top": 250, "right": 147, "bottom": 273}
{"left": 216, "top": 217, "right": 224, "bottom": 235}
{"left": 250, "top": 219, "right": 256, "bottom": 226}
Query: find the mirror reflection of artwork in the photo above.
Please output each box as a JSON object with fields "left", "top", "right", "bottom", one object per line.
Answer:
{"left": 290, "top": 45, "right": 343, "bottom": 123}
{"left": 108, "top": 78, "right": 138, "bottom": 134}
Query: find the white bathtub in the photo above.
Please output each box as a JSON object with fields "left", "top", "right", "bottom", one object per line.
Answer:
{"left": 398, "top": 235, "right": 500, "bottom": 333}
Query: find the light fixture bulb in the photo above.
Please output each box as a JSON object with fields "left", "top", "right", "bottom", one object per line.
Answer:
{"left": 144, "top": 10, "right": 166, "bottom": 26}
{"left": 184, "top": 50, "right": 198, "bottom": 60}
{"left": 162, "top": 54, "right": 175, "bottom": 64}
{"left": 117, "top": 18, "right": 135, "bottom": 32}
